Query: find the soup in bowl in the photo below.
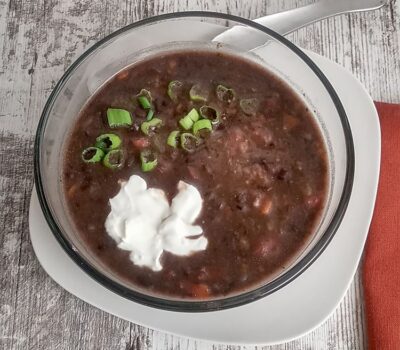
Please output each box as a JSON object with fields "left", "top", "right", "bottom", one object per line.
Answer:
{"left": 34, "top": 12, "right": 354, "bottom": 311}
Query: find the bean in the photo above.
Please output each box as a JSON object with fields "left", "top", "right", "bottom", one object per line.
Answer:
{"left": 239, "top": 237, "right": 250, "bottom": 251}
{"left": 259, "top": 198, "right": 272, "bottom": 215}
{"left": 190, "top": 284, "right": 210, "bottom": 298}
{"left": 116, "top": 70, "right": 129, "bottom": 80}
{"left": 187, "top": 165, "right": 200, "bottom": 180}
{"left": 282, "top": 114, "right": 299, "bottom": 131}
{"left": 131, "top": 137, "right": 150, "bottom": 149}
{"left": 253, "top": 237, "right": 278, "bottom": 259}
{"left": 305, "top": 195, "right": 321, "bottom": 209}
{"left": 67, "top": 184, "right": 79, "bottom": 198}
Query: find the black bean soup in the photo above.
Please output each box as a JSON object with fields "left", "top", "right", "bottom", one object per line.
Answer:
{"left": 63, "top": 50, "right": 328, "bottom": 299}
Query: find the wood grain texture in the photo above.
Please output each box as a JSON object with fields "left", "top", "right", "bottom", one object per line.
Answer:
{"left": 0, "top": 0, "right": 398, "bottom": 349}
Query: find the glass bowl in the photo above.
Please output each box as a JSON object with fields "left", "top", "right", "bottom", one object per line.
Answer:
{"left": 34, "top": 12, "right": 354, "bottom": 312}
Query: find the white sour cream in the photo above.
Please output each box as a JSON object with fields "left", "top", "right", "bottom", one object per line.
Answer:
{"left": 105, "top": 175, "right": 207, "bottom": 271}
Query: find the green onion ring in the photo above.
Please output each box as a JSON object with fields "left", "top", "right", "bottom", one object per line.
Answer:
{"left": 167, "top": 130, "right": 180, "bottom": 148}
{"left": 106, "top": 108, "right": 132, "bottom": 128}
{"left": 199, "top": 105, "right": 220, "bottom": 124}
{"left": 146, "top": 109, "right": 155, "bottom": 121}
{"left": 95, "top": 133, "right": 122, "bottom": 152}
{"left": 141, "top": 118, "right": 163, "bottom": 135}
{"left": 180, "top": 133, "right": 199, "bottom": 152}
{"left": 179, "top": 108, "right": 200, "bottom": 130}
{"left": 136, "top": 89, "right": 153, "bottom": 109}
{"left": 81, "top": 147, "right": 105, "bottom": 163}
{"left": 138, "top": 96, "right": 151, "bottom": 109}
{"left": 140, "top": 150, "right": 158, "bottom": 172}
{"left": 103, "top": 149, "right": 124, "bottom": 170}
{"left": 216, "top": 85, "right": 235, "bottom": 103}
{"left": 193, "top": 119, "right": 212, "bottom": 136}
{"left": 240, "top": 98, "right": 259, "bottom": 116}
{"left": 189, "top": 84, "right": 208, "bottom": 102}
{"left": 179, "top": 115, "right": 194, "bottom": 130}
{"left": 167, "top": 80, "right": 183, "bottom": 101}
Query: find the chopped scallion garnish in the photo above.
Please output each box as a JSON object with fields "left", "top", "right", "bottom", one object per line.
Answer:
{"left": 187, "top": 108, "right": 200, "bottom": 122}
{"left": 107, "top": 108, "right": 132, "bottom": 128}
{"left": 138, "top": 96, "right": 151, "bottom": 109}
{"left": 240, "top": 98, "right": 259, "bottom": 116}
{"left": 179, "top": 108, "right": 200, "bottom": 130}
{"left": 95, "top": 134, "right": 122, "bottom": 152}
{"left": 81, "top": 147, "right": 105, "bottom": 163}
{"left": 193, "top": 119, "right": 212, "bottom": 136}
{"left": 189, "top": 84, "right": 208, "bottom": 102}
{"left": 140, "top": 150, "right": 158, "bottom": 172}
{"left": 180, "top": 133, "right": 199, "bottom": 152}
{"left": 146, "top": 109, "right": 155, "bottom": 121}
{"left": 141, "top": 118, "right": 162, "bottom": 135}
{"left": 216, "top": 85, "right": 235, "bottom": 103}
{"left": 136, "top": 89, "right": 153, "bottom": 109}
{"left": 199, "top": 105, "right": 220, "bottom": 124}
{"left": 179, "top": 115, "right": 194, "bottom": 130}
{"left": 167, "top": 130, "right": 180, "bottom": 148}
{"left": 167, "top": 80, "right": 183, "bottom": 101}
{"left": 103, "top": 149, "right": 124, "bottom": 170}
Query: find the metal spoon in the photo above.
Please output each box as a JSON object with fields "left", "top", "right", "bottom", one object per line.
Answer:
{"left": 255, "top": 0, "right": 387, "bottom": 36}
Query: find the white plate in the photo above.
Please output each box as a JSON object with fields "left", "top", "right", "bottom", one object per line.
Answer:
{"left": 29, "top": 51, "right": 380, "bottom": 345}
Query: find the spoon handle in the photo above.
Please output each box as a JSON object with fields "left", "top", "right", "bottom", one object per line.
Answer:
{"left": 254, "top": 0, "right": 386, "bottom": 35}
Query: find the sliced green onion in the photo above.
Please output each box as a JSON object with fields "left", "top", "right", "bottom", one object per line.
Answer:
{"left": 199, "top": 105, "right": 220, "bottom": 124}
{"left": 167, "top": 130, "right": 180, "bottom": 148}
{"left": 193, "top": 119, "right": 212, "bottom": 136}
{"left": 167, "top": 80, "right": 183, "bottom": 101}
{"left": 141, "top": 118, "right": 162, "bottom": 135}
{"left": 216, "top": 85, "right": 235, "bottom": 103}
{"left": 136, "top": 89, "right": 152, "bottom": 109}
{"left": 240, "top": 98, "right": 259, "bottom": 116}
{"left": 146, "top": 109, "right": 155, "bottom": 121}
{"left": 107, "top": 108, "right": 132, "bottom": 128}
{"left": 140, "top": 150, "right": 158, "bottom": 172}
{"left": 179, "top": 108, "right": 200, "bottom": 130}
{"left": 103, "top": 149, "right": 124, "bottom": 170}
{"left": 189, "top": 84, "right": 208, "bottom": 102}
{"left": 179, "top": 115, "right": 194, "bottom": 130}
{"left": 81, "top": 147, "right": 105, "bottom": 163}
{"left": 180, "top": 133, "right": 199, "bottom": 152}
{"left": 95, "top": 134, "right": 122, "bottom": 152}
{"left": 188, "top": 108, "right": 200, "bottom": 121}
{"left": 137, "top": 88, "right": 152, "bottom": 100}
{"left": 138, "top": 96, "right": 151, "bottom": 109}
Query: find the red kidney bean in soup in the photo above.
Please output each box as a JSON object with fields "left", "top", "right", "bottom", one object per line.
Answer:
{"left": 62, "top": 50, "right": 328, "bottom": 299}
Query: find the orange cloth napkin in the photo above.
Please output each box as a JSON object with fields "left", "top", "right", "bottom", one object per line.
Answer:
{"left": 363, "top": 102, "right": 400, "bottom": 349}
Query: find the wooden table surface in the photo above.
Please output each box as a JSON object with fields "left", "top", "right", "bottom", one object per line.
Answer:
{"left": 0, "top": 0, "right": 399, "bottom": 349}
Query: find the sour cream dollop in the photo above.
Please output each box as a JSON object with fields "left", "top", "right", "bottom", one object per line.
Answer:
{"left": 105, "top": 175, "right": 207, "bottom": 271}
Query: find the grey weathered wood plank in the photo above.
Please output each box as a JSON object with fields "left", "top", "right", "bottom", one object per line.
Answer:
{"left": 0, "top": 0, "right": 399, "bottom": 349}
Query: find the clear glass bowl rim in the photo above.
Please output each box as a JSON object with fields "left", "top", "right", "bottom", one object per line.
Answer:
{"left": 34, "top": 11, "right": 355, "bottom": 312}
